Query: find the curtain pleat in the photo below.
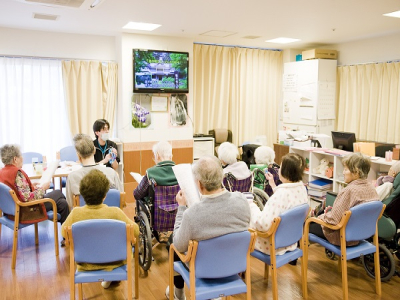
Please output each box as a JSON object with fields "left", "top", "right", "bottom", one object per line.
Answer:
{"left": 337, "top": 62, "right": 400, "bottom": 143}
{"left": 193, "top": 44, "right": 282, "bottom": 146}
{"left": 62, "top": 61, "right": 118, "bottom": 136}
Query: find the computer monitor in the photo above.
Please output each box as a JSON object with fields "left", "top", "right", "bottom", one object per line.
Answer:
{"left": 331, "top": 131, "right": 356, "bottom": 152}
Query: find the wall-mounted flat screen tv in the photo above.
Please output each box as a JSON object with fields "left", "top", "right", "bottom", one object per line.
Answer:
{"left": 133, "top": 49, "right": 189, "bottom": 93}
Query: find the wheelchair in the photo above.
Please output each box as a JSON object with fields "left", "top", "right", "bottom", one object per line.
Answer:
{"left": 324, "top": 192, "right": 399, "bottom": 281}
{"left": 223, "top": 172, "right": 266, "bottom": 210}
{"left": 135, "top": 183, "right": 180, "bottom": 271}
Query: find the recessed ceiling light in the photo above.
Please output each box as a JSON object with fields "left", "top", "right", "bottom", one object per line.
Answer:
{"left": 383, "top": 10, "right": 400, "bottom": 18}
{"left": 122, "top": 22, "right": 161, "bottom": 31}
{"left": 265, "top": 37, "right": 300, "bottom": 44}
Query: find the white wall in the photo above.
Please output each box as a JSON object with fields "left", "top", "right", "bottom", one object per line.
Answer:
{"left": 323, "top": 32, "right": 400, "bottom": 66}
{"left": 116, "top": 33, "right": 194, "bottom": 143}
{"left": 0, "top": 27, "right": 115, "bottom": 61}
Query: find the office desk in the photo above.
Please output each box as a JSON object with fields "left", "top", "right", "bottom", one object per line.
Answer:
{"left": 23, "top": 164, "right": 81, "bottom": 181}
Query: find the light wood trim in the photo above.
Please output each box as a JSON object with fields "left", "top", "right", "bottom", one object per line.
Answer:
{"left": 126, "top": 224, "right": 132, "bottom": 300}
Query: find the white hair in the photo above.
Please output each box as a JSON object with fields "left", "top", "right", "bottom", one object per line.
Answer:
{"left": 192, "top": 155, "right": 223, "bottom": 191}
{"left": 152, "top": 141, "right": 173, "bottom": 161}
{"left": 217, "top": 142, "right": 238, "bottom": 165}
{"left": 254, "top": 146, "right": 275, "bottom": 165}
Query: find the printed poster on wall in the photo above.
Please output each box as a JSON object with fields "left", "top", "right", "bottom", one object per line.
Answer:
{"left": 131, "top": 94, "right": 154, "bottom": 129}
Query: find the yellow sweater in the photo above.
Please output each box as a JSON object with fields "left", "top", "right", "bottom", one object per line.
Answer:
{"left": 61, "top": 204, "right": 139, "bottom": 271}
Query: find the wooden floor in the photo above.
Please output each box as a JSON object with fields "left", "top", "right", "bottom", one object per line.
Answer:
{"left": 1, "top": 203, "right": 399, "bottom": 300}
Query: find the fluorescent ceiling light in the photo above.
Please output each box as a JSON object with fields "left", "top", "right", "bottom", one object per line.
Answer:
{"left": 122, "top": 22, "right": 161, "bottom": 31}
{"left": 383, "top": 10, "right": 400, "bottom": 18}
{"left": 265, "top": 37, "right": 300, "bottom": 44}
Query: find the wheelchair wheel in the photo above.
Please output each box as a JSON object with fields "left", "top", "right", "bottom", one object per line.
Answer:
{"left": 325, "top": 249, "right": 336, "bottom": 260}
{"left": 252, "top": 187, "right": 269, "bottom": 206}
{"left": 395, "top": 235, "right": 400, "bottom": 260}
{"left": 137, "top": 210, "right": 152, "bottom": 271}
{"left": 361, "top": 244, "right": 395, "bottom": 282}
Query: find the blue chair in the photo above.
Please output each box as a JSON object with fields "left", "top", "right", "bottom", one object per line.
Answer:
{"left": 73, "top": 189, "right": 126, "bottom": 209}
{"left": 304, "top": 201, "right": 385, "bottom": 300}
{"left": 251, "top": 203, "right": 310, "bottom": 300}
{"left": 64, "top": 219, "right": 139, "bottom": 300}
{"left": 60, "top": 146, "right": 78, "bottom": 162}
{"left": 169, "top": 230, "right": 256, "bottom": 300}
{"left": 0, "top": 182, "right": 59, "bottom": 269}
{"left": 22, "top": 152, "right": 43, "bottom": 164}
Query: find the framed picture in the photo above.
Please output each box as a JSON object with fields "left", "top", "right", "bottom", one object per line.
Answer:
{"left": 151, "top": 96, "right": 168, "bottom": 112}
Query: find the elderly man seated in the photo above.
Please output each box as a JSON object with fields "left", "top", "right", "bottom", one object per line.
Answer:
{"left": 166, "top": 155, "right": 251, "bottom": 300}
{"left": 65, "top": 134, "right": 123, "bottom": 208}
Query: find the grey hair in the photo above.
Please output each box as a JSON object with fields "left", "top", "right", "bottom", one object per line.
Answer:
{"left": 254, "top": 146, "right": 275, "bottom": 165}
{"left": 342, "top": 152, "right": 370, "bottom": 180}
{"left": 217, "top": 142, "right": 238, "bottom": 165}
{"left": 73, "top": 134, "right": 94, "bottom": 159}
{"left": 192, "top": 155, "right": 223, "bottom": 192}
{"left": 153, "top": 141, "right": 173, "bottom": 161}
{"left": 0, "top": 144, "right": 21, "bottom": 165}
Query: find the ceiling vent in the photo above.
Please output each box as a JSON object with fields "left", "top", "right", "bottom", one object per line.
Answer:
{"left": 20, "top": 0, "right": 85, "bottom": 8}
{"left": 33, "top": 13, "right": 59, "bottom": 20}
{"left": 242, "top": 36, "right": 261, "bottom": 39}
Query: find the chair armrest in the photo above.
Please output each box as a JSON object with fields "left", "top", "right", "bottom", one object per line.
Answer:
{"left": 73, "top": 194, "right": 80, "bottom": 207}
{"left": 19, "top": 197, "right": 57, "bottom": 212}
{"left": 305, "top": 212, "right": 351, "bottom": 231}
{"left": 253, "top": 216, "right": 281, "bottom": 238}
{"left": 170, "top": 242, "right": 194, "bottom": 264}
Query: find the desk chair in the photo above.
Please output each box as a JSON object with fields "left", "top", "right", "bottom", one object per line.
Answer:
{"left": 65, "top": 219, "right": 139, "bottom": 300}
{"left": 0, "top": 182, "right": 59, "bottom": 269}
{"left": 169, "top": 230, "right": 256, "bottom": 300}
{"left": 73, "top": 190, "right": 126, "bottom": 209}
{"left": 304, "top": 201, "right": 385, "bottom": 300}
{"left": 209, "top": 129, "right": 233, "bottom": 156}
{"left": 251, "top": 203, "right": 310, "bottom": 300}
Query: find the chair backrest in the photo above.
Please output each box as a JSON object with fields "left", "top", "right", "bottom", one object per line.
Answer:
{"left": 223, "top": 174, "right": 252, "bottom": 193}
{"left": 60, "top": 146, "right": 78, "bottom": 162}
{"left": 79, "top": 189, "right": 122, "bottom": 207}
{"left": 71, "top": 219, "right": 127, "bottom": 263}
{"left": 0, "top": 182, "right": 16, "bottom": 216}
{"left": 209, "top": 129, "right": 233, "bottom": 145}
{"left": 345, "top": 201, "right": 383, "bottom": 242}
{"left": 195, "top": 231, "right": 251, "bottom": 279}
{"left": 274, "top": 203, "right": 310, "bottom": 249}
{"left": 22, "top": 152, "right": 43, "bottom": 164}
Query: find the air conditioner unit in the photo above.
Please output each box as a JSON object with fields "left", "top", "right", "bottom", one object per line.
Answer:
{"left": 15, "top": 0, "right": 86, "bottom": 9}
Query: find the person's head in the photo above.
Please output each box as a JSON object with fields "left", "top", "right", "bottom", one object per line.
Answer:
{"left": 79, "top": 169, "right": 110, "bottom": 205}
{"left": 388, "top": 161, "right": 400, "bottom": 178}
{"left": 342, "top": 152, "right": 370, "bottom": 183}
{"left": 93, "top": 119, "right": 110, "bottom": 141}
{"left": 217, "top": 142, "right": 238, "bottom": 165}
{"left": 152, "top": 141, "right": 173, "bottom": 163}
{"left": 254, "top": 146, "right": 275, "bottom": 165}
{"left": 0, "top": 144, "right": 23, "bottom": 168}
{"left": 192, "top": 155, "right": 224, "bottom": 193}
{"left": 279, "top": 153, "right": 305, "bottom": 183}
{"left": 73, "top": 134, "right": 95, "bottom": 160}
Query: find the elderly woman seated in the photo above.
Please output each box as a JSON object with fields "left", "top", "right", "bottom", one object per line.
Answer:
{"left": 251, "top": 146, "right": 282, "bottom": 197}
{"left": 218, "top": 142, "right": 251, "bottom": 192}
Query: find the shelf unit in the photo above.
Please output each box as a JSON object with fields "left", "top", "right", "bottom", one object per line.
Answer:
{"left": 290, "top": 146, "right": 395, "bottom": 207}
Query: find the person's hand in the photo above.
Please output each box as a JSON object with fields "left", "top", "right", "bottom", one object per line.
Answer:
{"left": 324, "top": 206, "right": 332, "bottom": 214}
{"left": 176, "top": 190, "right": 187, "bottom": 206}
{"left": 104, "top": 153, "right": 112, "bottom": 163}
{"left": 111, "top": 147, "right": 118, "bottom": 155}
{"left": 36, "top": 181, "right": 50, "bottom": 191}
{"left": 265, "top": 172, "right": 276, "bottom": 189}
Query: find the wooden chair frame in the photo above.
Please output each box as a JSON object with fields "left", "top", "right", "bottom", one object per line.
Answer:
{"left": 254, "top": 206, "right": 310, "bottom": 300}
{"left": 65, "top": 223, "right": 139, "bottom": 300}
{"left": 169, "top": 230, "right": 256, "bottom": 300}
{"left": 0, "top": 189, "right": 58, "bottom": 269}
{"left": 303, "top": 205, "right": 385, "bottom": 300}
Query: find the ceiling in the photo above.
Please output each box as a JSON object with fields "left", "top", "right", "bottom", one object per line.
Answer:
{"left": 1, "top": 0, "right": 400, "bottom": 50}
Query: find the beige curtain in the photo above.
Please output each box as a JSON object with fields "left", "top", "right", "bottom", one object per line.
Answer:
{"left": 193, "top": 44, "right": 282, "bottom": 146}
{"left": 337, "top": 62, "right": 400, "bottom": 143}
{"left": 62, "top": 61, "right": 118, "bottom": 136}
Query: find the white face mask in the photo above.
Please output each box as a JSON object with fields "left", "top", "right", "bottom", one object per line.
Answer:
{"left": 101, "top": 133, "right": 110, "bottom": 141}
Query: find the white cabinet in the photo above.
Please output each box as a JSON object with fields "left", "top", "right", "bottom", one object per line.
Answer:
{"left": 193, "top": 137, "right": 215, "bottom": 161}
{"left": 282, "top": 59, "right": 337, "bottom": 135}
{"left": 290, "top": 147, "right": 394, "bottom": 193}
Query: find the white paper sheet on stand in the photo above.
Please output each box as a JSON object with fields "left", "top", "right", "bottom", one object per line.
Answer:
{"left": 39, "top": 160, "right": 60, "bottom": 187}
{"left": 130, "top": 172, "right": 144, "bottom": 183}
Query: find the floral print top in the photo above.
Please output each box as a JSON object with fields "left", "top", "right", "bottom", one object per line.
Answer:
{"left": 14, "top": 171, "right": 45, "bottom": 202}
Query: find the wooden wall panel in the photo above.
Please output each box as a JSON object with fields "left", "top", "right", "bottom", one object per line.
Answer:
{"left": 123, "top": 139, "right": 193, "bottom": 203}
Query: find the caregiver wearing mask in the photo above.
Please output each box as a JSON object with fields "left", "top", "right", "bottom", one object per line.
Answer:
{"left": 93, "top": 119, "right": 120, "bottom": 171}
